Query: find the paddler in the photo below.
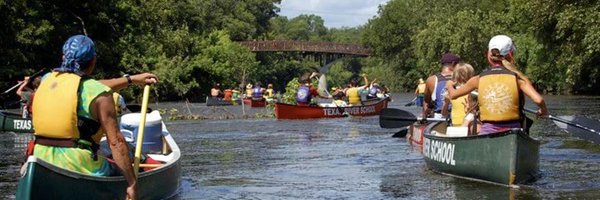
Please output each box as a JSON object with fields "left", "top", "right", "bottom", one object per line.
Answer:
{"left": 423, "top": 53, "right": 460, "bottom": 119}
{"left": 31, "top": 35, "right": 158, "bottom": 199}
{"left": 264, "top": 83, "right": 275, "bottom": 102}
{"left": 414, "top": 78, "right": 426, "bottom": 107}
{"left": 344, "top": 74, "right": 369, "bottom": 106}
{"left": 446, "top": 35, "right": 548, "bottom": 135}
{"left": 297, "top": 72, "right": 331, "bottom": 106}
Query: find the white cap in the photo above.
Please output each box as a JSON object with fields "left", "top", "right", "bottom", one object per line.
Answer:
{"left": 488, "top": 35, "right": 514, "bottom": 56}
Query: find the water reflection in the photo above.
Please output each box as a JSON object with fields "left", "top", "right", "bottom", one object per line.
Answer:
{"left": 1, "top": 94, "right": 600, "bottom": 199}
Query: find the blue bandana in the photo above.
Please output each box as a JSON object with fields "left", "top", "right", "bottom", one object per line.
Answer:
{"left": 55, "top": 35, "right": 96, "bottom": 74}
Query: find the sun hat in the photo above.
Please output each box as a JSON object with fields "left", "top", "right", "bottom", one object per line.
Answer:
{"left": 488, "top": 35, "right": 515, "bottom": 56}
{"left": 55, "top": 35, "right": 96, "bottom": 74}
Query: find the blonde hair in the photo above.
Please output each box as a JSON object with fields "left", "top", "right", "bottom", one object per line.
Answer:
{"left": 452, "top": 63, "right": 475, "bottom": 85}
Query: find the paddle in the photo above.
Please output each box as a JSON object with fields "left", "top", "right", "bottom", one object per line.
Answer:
{"left": 524, "top": 108, "right": 600, "bottom": 144}
{"left": 404, "top": 97, "right": 417, "bottom": 107}
{"left": 133, "top": 85, "right": 151, "bottom": 177}
{"left": 379, "top": 108, "right": 445, "bottom": 128}
{"left": 3, "top": 69, "right": 47, "bottom": 94}
{"left": 392, "top": 126, "right": 409, "bottom": 138}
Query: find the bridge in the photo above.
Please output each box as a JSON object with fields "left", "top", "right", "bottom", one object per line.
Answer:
{"left": 238, "top": 40, "right": 371, "bottom": 73}
{"left": 238, "top": 40, "right": 371, "bottom": 57}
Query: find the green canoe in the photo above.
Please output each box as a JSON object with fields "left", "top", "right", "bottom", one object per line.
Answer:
{"left": 0, "top": 110, "right": 33, "bottom": 133}
{"left": 422, "top": 122, "right": 540, "bottom": 187}
{"left": 16, "top": 119, "right": 181, "bottom": 199}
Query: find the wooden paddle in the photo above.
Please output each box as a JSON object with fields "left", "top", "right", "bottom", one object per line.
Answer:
{"left": 379, "top": 108, "right": 445, "bottom": 128}
{"left": 133, "top": 85, "right": 151, "bottom": 177}
{"left": 524, "top": 108, "right": 600, "bottom": 144}
{"left": 404, "top": 97, "right": 417, "bottom": 107}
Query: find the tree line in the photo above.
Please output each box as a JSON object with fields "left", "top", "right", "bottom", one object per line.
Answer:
{"left": 1, "top": 0, "right": 598, "bottom": 106}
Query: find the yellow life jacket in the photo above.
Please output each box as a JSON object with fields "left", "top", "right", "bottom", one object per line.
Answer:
{"left": 245, "top": 89, "right": 253, "bottom": 97}
{"left": 33, "top": 72, "right": 81, "bottom": 139}
{"left": 346, "top": 87, "right": 360, "bottom": 105}
{"left": 451, "top": 93, "right": 468, "bottom": 126}
{"left": 265, "top": 88, "right": 274, "bottom": 98}
{"left": 478, "top": 68, "right": 522, "bottom": 122}
{"left": 417, "top": 83, "right": 426, "bottom": 94}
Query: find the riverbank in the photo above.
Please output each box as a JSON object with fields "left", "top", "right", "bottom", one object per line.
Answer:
{"left": 154, "top": 101, "right": 275, "bottom": 121}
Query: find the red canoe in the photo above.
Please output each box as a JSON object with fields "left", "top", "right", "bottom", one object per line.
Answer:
{"left": 243, "top": 98, "right": 266, "bottom": 107}
{"left": 275, "top": 97, "right": 390, "bottom": 119}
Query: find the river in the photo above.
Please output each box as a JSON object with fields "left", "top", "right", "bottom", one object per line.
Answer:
{"left": 1, "top": 93, "right": 600, "bottom": 199}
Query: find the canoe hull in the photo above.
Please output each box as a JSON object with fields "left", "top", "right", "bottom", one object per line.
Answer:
{"left": 0, "top": 111, "right": 33, "bottom": 133}
{"left": 275, "top": 98, "right": 389, "bottom": 119}
{"left": 422, "top": 122, "right": 540, "bottom": 186}
{"left": 16, "top": 122, "right": 181, "bottom": 200}
{"left": 206, "top": 96, "right": 241, "bottom": 106}
{"left": 244, "top": 98, "right": 266, "bottom": 107}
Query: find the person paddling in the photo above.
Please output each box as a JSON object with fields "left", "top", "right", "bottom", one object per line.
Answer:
{"left": 297, "top": 72, "right": 331, "bottom": 106}
{"left": 344, "top": 74, "right": 369, "bottom": 106}
{"left": 414, "top": 78, "right": 426, "bottom": 107}
{"left": 423, "top": 53, "right": 460, "bottom": 119}
{"left": 31, "top": 35, "right": 157, "bottom": 199}
{"left": 445, "top": 35, "right": 548, "bottom": 135}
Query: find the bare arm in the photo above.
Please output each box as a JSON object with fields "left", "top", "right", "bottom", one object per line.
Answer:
{"left": 446, "top": 76, "right": 479, "bottom": 100}
{"left": 517, "top": 78, "right": 549, "bottom": 117}
{"left": 422, "top": 76, "right": 435, "bottom": 118}
{"left": 361, "top": 75, "right": 369, "bottom": 88}
{"left": 100, "top": 73, "right": 158, "bottom": 92}
{"left": 16, "top": 77, "right": 30, "bottom": 97}
{"left": 91, "top": 93, "right": 137, "bottom": 199}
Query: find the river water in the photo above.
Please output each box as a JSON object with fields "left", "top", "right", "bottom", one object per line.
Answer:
{"left": 1, "top": 93, "right": 600, "bottom": 199}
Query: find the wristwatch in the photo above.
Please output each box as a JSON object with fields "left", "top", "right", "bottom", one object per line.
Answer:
{"left": 123, "top": 74, "right": 132, "bottom": 85}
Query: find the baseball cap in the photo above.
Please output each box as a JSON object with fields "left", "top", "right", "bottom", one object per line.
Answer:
{"left": 440, "top": 53, "right": 460, "bottom": 65}
{"left": 488, "top": 35, "right": 515, "bottom": 56}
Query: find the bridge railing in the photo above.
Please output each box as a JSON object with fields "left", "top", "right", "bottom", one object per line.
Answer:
{"left": 238, "top": 40, "right": 371, "bottom": 56}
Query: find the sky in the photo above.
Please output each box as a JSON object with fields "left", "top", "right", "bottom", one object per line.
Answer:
{"left": 277, "top": 0, "right": 391, "bottom": 28}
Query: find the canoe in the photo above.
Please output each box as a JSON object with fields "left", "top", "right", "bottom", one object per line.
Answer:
{"left": 206, "top": 96, "right": 241, "bottom": 106}
{"left": 421, "top": 121, "right": 540, "bottom": 186}
{"left": 243, "top": 98, "right": 266, "bottom": 107}
{"left": 274, "top": 97, "right": 389, "bottom": 119}
{"left": 0, "top": 110, "right": 33, "bottom": 133}
{"left": 16, "top": 111, "right": 181, "bottom": 199}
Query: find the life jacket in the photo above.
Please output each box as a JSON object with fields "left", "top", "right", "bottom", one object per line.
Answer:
{"left": 368, "top": 86, "right": 379, "bottom": 97}
{"left": 223, "top": 89, "right": 233, "bottom": 101}
{"left": 346, "top": 87, "right": 360, "bottom": 105}
{"left": 265, "top": 88, "right": 274, "bottom": 98}
{"left": 450, "top": 86, "right": 468, "bottom": 126}
{"left": 296, "top": 85, "right": 311, "bottom": 104}
{"left": 112, "top": 92, "right": 126, "bottom": 115}
{"left": 32, "top": 72, "right": 103, "bottom": 145}
{"left": 245, "top": 89, "right": 252, "bottom": 97}
{"left": 232, "top": 90, "right": 240, "bottom": 100}
{"left": 417, "top": 83, "right": 426, "bottom": 95}
{"left": 431, "top": 73, "right": 452, "bottom": 113}
{"left": 478, "top": 67, "right": 522, "bottom": 122}
{"left": 252, "top": 87, "right": 262, "bottom": 98}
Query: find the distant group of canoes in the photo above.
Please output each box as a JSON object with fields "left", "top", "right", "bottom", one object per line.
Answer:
{"left": 274, "top": 72, "right": 391, "bottom": 119}
{"left": 208, "top": 82, "right": 278, "bottom": 107}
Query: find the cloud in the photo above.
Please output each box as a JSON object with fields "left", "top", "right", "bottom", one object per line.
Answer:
{"left": 278, "top": 0, "right": 390, "bottom": 28}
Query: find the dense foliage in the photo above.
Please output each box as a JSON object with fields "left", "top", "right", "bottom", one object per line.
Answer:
{"left": 363, "top": 0, "right": 600, "bottom": 94}
{"left": 1, "top": 0, "right": 598, "bottom": 106}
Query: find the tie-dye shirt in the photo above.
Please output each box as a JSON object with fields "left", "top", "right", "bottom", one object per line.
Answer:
{"left": 34, "top": 77, "right": 113, "bottom": 176}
